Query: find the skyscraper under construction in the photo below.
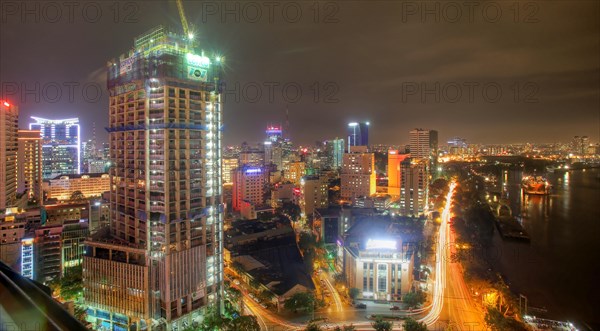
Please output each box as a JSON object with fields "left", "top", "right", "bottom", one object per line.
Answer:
{"left": 83, "top": 25, "right": 224, "bottom": 330}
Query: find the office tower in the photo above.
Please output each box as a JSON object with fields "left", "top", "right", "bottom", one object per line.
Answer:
{"left": 266, "top": 125, "right": 283, "bottom": 142}
{"left": 399, "top": 158, "right": 429, "bottom": 216}
{"left": 263, "top": 141, "right": 273, "bottom": 165}
{"left": 232, "top": 166, "right": 267, "bottom": 211}
{"left": 17, "top": 130, "right": 43, "bottom": 203}
{"left": 387, "top": 150, "right": 409, "bottom": 197}
{"left": 447, "top": 137, "right": 467, "bottom": 155}
{"left": 284, "top": 161, "right": 306, "bottom": 185}
{"left": 299, "top": 175, "right": 328, "bottom": 216}
{"left": 347, "top": 121, "right": 369, "bottom": 151}
{"left": 409, "top": 128, "right": 438, "bottom": 171}
{"left": 1, "top": 101, "right": 18, "bottom": 211}
{"left": 572, "top": 136, "right": 590, "bottom": 155}
{"left": 83, "top": 25, "right": 224, "bottom": 330}
{"left": 222, "top": 157, "right": 239, "bottom": 185}
{"left": 29, "top": 117, "right": 81, "bottom": 179}
{"left": 340, "top": 146, "right": 376, "bottom": 199}
{"left": 324, "top": 138, "right": 344, "bottom": 169}
{"left": 240, "top": 148, "right": 264, "bottom": 167}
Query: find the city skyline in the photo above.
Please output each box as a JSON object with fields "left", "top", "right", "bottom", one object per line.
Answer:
{"left": 1, "top": 2, "right": 598, "bottom": 145}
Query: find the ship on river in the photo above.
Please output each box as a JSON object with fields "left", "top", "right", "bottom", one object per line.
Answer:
{"left": 522, "top": 175, "right": 551, "bottom": 195}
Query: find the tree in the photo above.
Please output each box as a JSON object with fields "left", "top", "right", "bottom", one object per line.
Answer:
{"left": 349, "top": 287, "right": 361, "bottom": 300}
{"left": 226, "top": 315, "right": 260, "bottom": 331}
{"left": 484, "top": 307, "right": 529, "bottom": 331}
{"left": 304, "top": 323, "right": 322, "bottom": 331}
{"left": 199, "top": 305, "right": 229, "bottom": 331}
{"left": 403, "top": 290, "right": 426, "bottom": 308}
{"left": 403, "top": 318, "right": 428, "bottom": 331}
{"left": 70, "top": 190, "right": 85, "bottom": 202}
{"left": 333, "top": 272, "right": 346, "bottom": 285}
{"left": 371, "top": 317, "right": 392, "bottom": 331}
{"left": 334, "top": 325, "right": 356, "bottom": 331}
{"left": 284, "top": 292, "right": 315, "bottom": 312}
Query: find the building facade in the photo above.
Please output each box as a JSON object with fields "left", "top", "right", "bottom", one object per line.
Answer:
{"left": 232, "top": 166, "right": 267, "bottom": 211}
{"left": 299, "top": 175, "right": 328, "bottom": 216}
{"left": 17, "top": 130, "right": 43, "bottom": 203}
{"left": 347, "top": 122, "right": 369, "bottom": 151}
{"left": 43, "top": 173, "right": 110, "bottom": 202}
{"left": 29, "top": 117, "right": 81, "bottom": 179}
{"left": 409, "top": 128, "right": 438, "bottom": 172}
{"left": 387, "top": 150, "right": 409, "bottom": 197}
{"left": 1, "top": 101, "right": 18, "bottom": 211}
{"left": 83, "top": 25, "right": 224, "bottom": 330}
{"left": 400, "top": 158, "right": 429, "bottom": 216}
{"left": 340, "top": 146, "right": 376, "bottom": 200}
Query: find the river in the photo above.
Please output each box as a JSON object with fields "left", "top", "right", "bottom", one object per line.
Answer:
{"left": 490, "top": 168, "right": 600, "bottom": 327}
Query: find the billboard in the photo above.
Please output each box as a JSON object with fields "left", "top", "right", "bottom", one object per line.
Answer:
{"left": 119, "top": 55, "right": 135, "bottom": 75}
{"left": 188, "top": 66, "right": 208, "bottom": 82}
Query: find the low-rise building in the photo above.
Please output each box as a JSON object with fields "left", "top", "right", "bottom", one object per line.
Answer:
{"left": 43, "top": 173, "right": 110, "bottom": 202}
{"left": 343, "top": 217, "right": 417, "bottom": 301}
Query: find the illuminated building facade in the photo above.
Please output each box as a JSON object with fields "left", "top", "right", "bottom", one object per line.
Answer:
{"left": 284, "top": 161, "right": 306, "bottom": 185}
{"left": 222, "top": 157, "right": 239, "bottom": 185}
{"left": 232, "top": 166, "right": 267, "bottom": 211}
{"left": 400, "top": 158, "right": 429, "bottom": 216}
{"left": 409, "top": 128, "right": 438, "bottom": 172}
{"left": 17, "top": 130, "right": 43, "bottom": 203}
{"left": 83, "top": 25, "right": 224, "bottom": 330}
{"left": 30, "top": 117, "right": 81, "bottom": 179}
{"left": 343, "top": 219, "right": 414, "bottom": 301}
{"left": 325, "top": 138, "right": 344, "bottom": 169}
{"left": 43, "top": 173, "right": 110, "bottom": 202}
{"left": 387, "top": 150, "right": 409, "bottom": 197}
{"left": 1, "top": 101, "right": 18, "bottom": 211}
{"left": 299, "top": 175, "right": 328, "bottom": 216}
{"left": 341, "top": 146, "right": 376, "bottom": 200}
{"left": 347, "top": 122, "right": 369, "bottom": 151}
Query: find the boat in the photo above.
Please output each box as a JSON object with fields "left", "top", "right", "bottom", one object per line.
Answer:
{"left": 521, "top": 175, "right": 551, "bottom": 195}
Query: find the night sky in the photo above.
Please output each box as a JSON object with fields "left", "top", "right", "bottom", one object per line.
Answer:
{"left": 1, "top": 1, "right": 598, "bottom": 145}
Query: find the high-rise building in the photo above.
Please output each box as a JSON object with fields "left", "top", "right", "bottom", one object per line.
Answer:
{"left": 17, "top": 130, "right": 43, "bottom": 203}
{"left": 284, "top": 161, "right": 306, "bottom": 185}
{"left": 83, "top": 25, "right": 224, "bottom": 330}
{"left": 232, "top": 166, "right": 267, "bottom": 211}
{"left": 29, "top": 117, "right": 81, "bottom": 179}
{"left": 447, "top": 137, "right": 467, "bottom": 155}
{"left": 347, "top": 121, "right": 369, "bottom": 151}
{"left": 572, "top": 136, "right": 590, "bottom": 155}
{"left": 299, "top": 175, "right": 328, "bottom": 216}
{"left": 399, "top": 158, "right": 429, "bottom": 216}
{"left": 266, "top": 125, "right": 283, "bottom": 142}
{"left": 222, "top": 157, "right": 239, "bottom": 185}
{"left": 240, "top": 148, "right": 264, "bottom": 167}
{"left": 324, "top": 138, "right": 344, "bottom": 169}
{"left": 409, "top": 128, "right": 438, "bottom": 171}
{"left": 340, "top": 146, "right": 376, "bottom": 200}
{"left": 387, "top": 150, "right": 409, "bottom": 197}
{"left": 1, "top": 101, "right": 18, "bottom": 211}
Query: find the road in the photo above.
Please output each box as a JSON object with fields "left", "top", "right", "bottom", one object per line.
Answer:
{"left": 236, "top": 181, "right": 486, "bottom": 330}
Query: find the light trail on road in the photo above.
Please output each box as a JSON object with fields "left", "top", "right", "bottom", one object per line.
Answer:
{"left": 418, "top": 181, "right": 456, "bottom": 326}
{"left": 323, "top": 276, "right": 343, "bottom": 312}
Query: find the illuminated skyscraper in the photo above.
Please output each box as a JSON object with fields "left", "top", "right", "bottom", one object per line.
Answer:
{"left": 1, "top": 101, "right": 18, "bottom": 211}
{"left": 29, "top": 117, "right": 81, "bottom": 179}
{"left": 399, "top": 158, "right": 429, "bottom": 216}
{"left": 387, "top": 150, "right": 409, "bottom": 197}
{"left": 17, "top": 130, "right": 43, "bottom": 203}
{"left": 347, "top": 121, "right": 369, "bottom": 151}
{"left": 409, "top": 128, "right": 438, "bottom": 172}
{"left": 341, "top": 146, "right": 376, "bottom": 199}
{"left": 324, "top": 138, "right": 344, "bottom": 169}
{"left": 83, "top": 25, "right": 224, "bottom": 330}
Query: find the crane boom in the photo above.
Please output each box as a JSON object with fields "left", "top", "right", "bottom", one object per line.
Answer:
{"left": 175, "top": 0, "right": 190, "bottom": 37}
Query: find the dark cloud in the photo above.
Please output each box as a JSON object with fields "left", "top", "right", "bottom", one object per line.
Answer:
{"left": 1, "top": 0, "right": 598, "bottom": 146}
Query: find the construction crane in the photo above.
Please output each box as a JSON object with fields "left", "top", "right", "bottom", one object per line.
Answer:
{"left": 175, "top": 0, "right": 193, "bottom": 39}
